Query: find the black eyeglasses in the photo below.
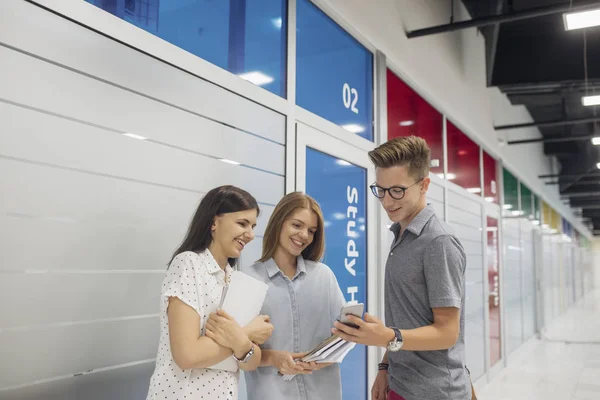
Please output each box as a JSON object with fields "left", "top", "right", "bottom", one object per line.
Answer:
{"left": 370, "top": 178, "right": 424, "bottom": 200}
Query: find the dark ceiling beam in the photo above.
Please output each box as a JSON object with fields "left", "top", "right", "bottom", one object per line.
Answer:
{"left": 539, "top": 171, "right": 600, "bottom": 179}
{"left": 569, "top": 196, "right": 600, "bottom": 207}
{"left": 406, "top": 2, "right": 600, "bottom": 38}
{"left": 546, "top": 180, "right": 600, "bottom": 186}
{"left": 485, "top": 0, "right": 504, "bottom": 86}
{"left": 507, "top": 133, "right": 597, "bottom": 145}
{"left": 562, "top": 192, "right": 600, "bottom": 198}
{"left": 496, "top": 116, "right": 600, "bottom": 131}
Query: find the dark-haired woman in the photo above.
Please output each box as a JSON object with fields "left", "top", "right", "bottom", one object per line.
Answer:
{"left": 146, "top": 185, "right": 274, "bottom": 400}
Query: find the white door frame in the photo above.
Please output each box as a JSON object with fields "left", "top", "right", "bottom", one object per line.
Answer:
{"left": 295, "top": 122, "right": 378, "bottom": 393}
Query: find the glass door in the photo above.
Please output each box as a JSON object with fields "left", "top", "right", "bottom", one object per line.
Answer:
{"left": 296, "top": 122, "right": 377, "bottom": 400}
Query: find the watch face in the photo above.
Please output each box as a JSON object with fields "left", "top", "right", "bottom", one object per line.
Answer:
{"left": 387, "top": 341, "right": 403, "bottom": 352}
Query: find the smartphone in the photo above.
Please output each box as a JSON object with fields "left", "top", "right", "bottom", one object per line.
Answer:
{"left": 338, "top": 303, "right": 365, "bottom": 329}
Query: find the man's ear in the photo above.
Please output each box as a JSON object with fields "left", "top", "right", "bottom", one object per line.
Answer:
{"left": 421, "top": 177, "right": 431, "bottom": 194}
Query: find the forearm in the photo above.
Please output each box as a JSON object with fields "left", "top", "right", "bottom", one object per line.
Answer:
{"left": 381, "top": 351, "right": 389, "bottom": 364}
{"left": 259, "top": 349, "right": 278, "bottom": 367}
{"left": 399, "top": 324, "right": 458, "bottom": 351}
{"left": 176, "top": 337, "right": 233, "bottom": 370}
{"left": 238, "top": 345, "right": 262, "bottom": 371}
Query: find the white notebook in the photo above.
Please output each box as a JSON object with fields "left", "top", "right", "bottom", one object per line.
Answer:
{"left": 208, "top": 270, "right": 269, "bottom": 372}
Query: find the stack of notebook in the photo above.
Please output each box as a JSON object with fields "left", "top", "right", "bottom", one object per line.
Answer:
{"left": 281, "top": 335, "right": 355, "bottom": 381}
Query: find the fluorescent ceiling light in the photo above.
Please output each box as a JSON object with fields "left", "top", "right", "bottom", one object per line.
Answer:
{"left": 582, "top": 95, "right": 600, "bottom": 106}
{"left": 502, "top": 204, "right": 513, "bottom": 210}
{"left": 597, "top": 162, "right": 600, "bottom": 170}
{"left": 564, "top": 8, "right": 600, "bottom": 31}
{"left": 238, "top": 71, "right": 274, "bottom": 86}
{"left": 399, "top": 120, "right": 414, "bottom": 127}
{"left": 336, "top": 159, "right": 352, "bottom": 166}
{"left": 436, "top": 173, "right": 457, "bottom": 180}
{"left": 484, "top": 197, "right": 495, "bottom": 202}
{"left": 592, "top": 137, "right": 600, "bottom": 145}
{"left": 219, "top": 158, "right": 241, "bottom": 166}
{"left": 341, "top": 124, "right": 365, "bottom": 133}
{"left": 122, "top": 133, "right": 147, "bottom": 140}
{"left": 333, "top": 212, "right": 345, "bottom": 220}
{"left": 271, "top": 17, "right": 283, "bottom": 29}
{"left": 466, "top": 187, "right": 481, "bottom": 194}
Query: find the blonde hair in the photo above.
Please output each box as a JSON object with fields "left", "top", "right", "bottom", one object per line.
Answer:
{"left": 259, "top": 192, "right": 325, "bottom": 262}
{"left": 368, "top": 136, "right": 431, "bottom": 179}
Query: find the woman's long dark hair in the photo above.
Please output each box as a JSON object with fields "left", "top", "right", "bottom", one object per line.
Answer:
{"left": 169, "top": 185, "right": 260, "bottom": 267}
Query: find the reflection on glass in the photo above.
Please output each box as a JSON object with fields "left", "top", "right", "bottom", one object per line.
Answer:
{"left": 483, "top": 151, "right": 499, "bottom": 204}
{"left": 387, "top": 70, "right": 443, "bottom": 175}
{"left": 296, "top": 0, "right": 374, "bottom": 141}
{"left": 446, "top": 121, "right": 481, "bottom": 192}
{"left": 503, "top": 169, "right": 519, "bottom": 216}
{"left": 85, "top": 0, "right": 288, "bottom": 97}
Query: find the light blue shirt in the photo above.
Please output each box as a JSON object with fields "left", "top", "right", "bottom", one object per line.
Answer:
{"left": 242, "top": 256, "right": 346, "bottom": 400}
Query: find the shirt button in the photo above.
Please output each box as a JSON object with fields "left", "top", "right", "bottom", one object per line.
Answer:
{"left": 390, "top": 252, "right": 394, "bottom": 256}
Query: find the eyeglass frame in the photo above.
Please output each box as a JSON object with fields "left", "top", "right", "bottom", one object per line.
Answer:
{"left": 369, "top": 178, "right": 425, "bottom": 200}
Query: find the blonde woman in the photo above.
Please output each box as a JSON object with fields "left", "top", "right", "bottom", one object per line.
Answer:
{"left": 146, "top": 185, "right": 274, "bottom": 400}
{"left": 242, "top": 192, "right": 346, "bottom": 400}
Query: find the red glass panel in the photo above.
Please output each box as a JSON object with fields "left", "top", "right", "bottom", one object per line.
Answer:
{"left": 483, "top": 151, "right": 499, "bottom": 204}
{"left": 487, "top": 217, "right": 501, "bottom": 366}
{"left": 387, "top": 70, "right": 443, "bottom": 175}
{"left": 446, "top": 121, "right": 481, "bottom": 192}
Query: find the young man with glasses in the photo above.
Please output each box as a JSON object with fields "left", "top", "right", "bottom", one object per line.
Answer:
{"left": 332, "top": 136, "right": 473, "bottom": 400}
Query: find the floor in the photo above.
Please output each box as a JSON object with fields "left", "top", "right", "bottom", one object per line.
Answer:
{"left": 478, "top": 290, "right": 600, "bottom": 400}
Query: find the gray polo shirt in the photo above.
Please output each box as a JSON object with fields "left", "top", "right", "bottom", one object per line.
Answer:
{"left": 385, "top": 204, "right": 470, "bottom": 400}
{"left": 242, "top": 256, "right": 346, "bottom": 400}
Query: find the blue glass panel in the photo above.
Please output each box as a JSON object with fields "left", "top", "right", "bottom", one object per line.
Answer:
{"left": 86, "top": 0, "right": 287, "bottom": 97}
{"left": 296, "top": 0, "right": 374, "bottom": 141}
{"left": 306, "top": 147, "right": 368, "bottom": 400}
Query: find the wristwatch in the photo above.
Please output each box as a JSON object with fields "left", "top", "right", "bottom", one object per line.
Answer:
{"left": 233, "top": 343, "right": 255, "bottom": 363}
{"left": 387, "top": 328, "right": 403, "bottom": 352}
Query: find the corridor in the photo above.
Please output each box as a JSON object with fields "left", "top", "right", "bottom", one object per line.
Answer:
{"left": 479, "top": 290, "right": 600, "bottom": 400}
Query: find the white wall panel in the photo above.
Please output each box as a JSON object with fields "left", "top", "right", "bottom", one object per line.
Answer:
{"left": 552, "top": 238, "right": 562, "bottom": 317}
{"left": 0, "top": 273, "right": 163, "bottom": 328}
{"left": 0, "top": 2, "right": 285, "bottom": 396}
{"left": 0, "top": 362, "right": 155, "bottom": 400}
{"left": 503, "top": 218, "right": 523, "bottom": 354}
{"left": 0, "top": 90, "right": 284, "bottom": 205}
{"left": 0, "top": 0, "right": 286, "bottom": 143}
{"left": 462, "top": 240, "right": 483, "bottom": 257}
{"left": 427, "top": 182, "right": 444, "bottom": 203}
{"left": 446, "top": 189, "right": 485, "bottom": 381}
{"left": 447, "top": 190, "right": 482, "bottom": 218}
{"left": 450, "top": 223, "right": 483, "bottom": 245}
{"left": 0, "top": 317, "right": 159, "bottom": 388}
{"left": 448, "top": 206, "right": 482, "bottom": 231}
{"left": 0, "top": 95, "right": 284, "bottom": 176}
{"left": 430, "top": 199, "right": 444, "bottom": 219}
{"left": 520, "top": 222, "right": 536, "bottom": 341}
{"left": 0, "top": 161, "right": 275, "bottom": 273}
{"left": 239, "top": 239, "right": 264, "bottom": 271}
{"left": 465, "top": 317, "right": 486, "bottom": 380}
{"left": 542, "top": 235, "right": 554, "bottom": 326}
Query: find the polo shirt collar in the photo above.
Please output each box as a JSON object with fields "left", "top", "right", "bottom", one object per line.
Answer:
{"left": 389, "top": 204, "right": 436, "bottom": 238}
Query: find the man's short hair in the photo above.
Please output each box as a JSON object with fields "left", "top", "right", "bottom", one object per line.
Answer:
{"left": 368, "top": 136, "right": 431, "bottom": 179}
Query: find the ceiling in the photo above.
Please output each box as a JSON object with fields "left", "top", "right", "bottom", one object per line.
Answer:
{"left": 459, "top": 0, "right": 600, "bottom": 235}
